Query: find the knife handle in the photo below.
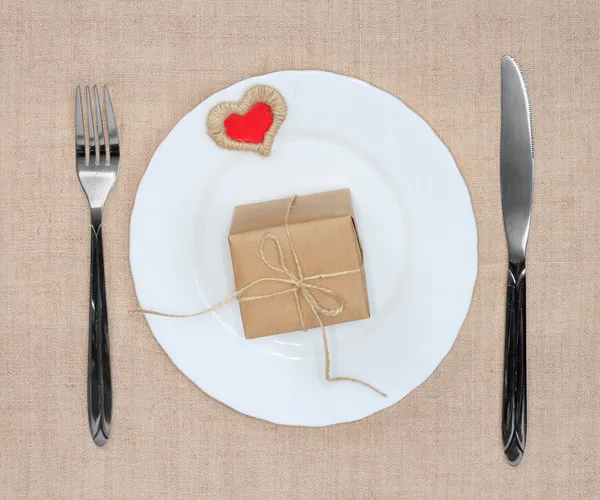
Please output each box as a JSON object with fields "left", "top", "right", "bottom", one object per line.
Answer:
{"left": 88, "top": 217, "right": 112, "bottom": 446}
{"left": 502, "top": 260, "right": 527, "bottom": 465}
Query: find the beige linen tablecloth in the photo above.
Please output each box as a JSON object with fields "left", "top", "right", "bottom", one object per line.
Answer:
{"left": 1, "top": 1, "right": 599, "bottom": 498}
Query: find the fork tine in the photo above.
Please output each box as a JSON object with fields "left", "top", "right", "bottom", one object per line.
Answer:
{"left": 75, "top": 87, "right": 86, "bottom": 155}
{"left": 104, "top": 87, "right": 119, "bottom": 158}
{"left": 93, "top": 86, "right": 106, "bottom": 165}
{"left": 86, "top": 86, "right": 96, "bottom": 165}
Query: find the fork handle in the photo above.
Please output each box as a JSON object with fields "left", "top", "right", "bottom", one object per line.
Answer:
{"left": 88, "top": 216, "right": 112, "bottom": 446}
{"left": 502, "top": 260, "right": 526, "bottom": 465}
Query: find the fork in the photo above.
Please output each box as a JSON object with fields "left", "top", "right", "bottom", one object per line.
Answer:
{"left": 75, "top": 86, "right": 119, "bottom": 446}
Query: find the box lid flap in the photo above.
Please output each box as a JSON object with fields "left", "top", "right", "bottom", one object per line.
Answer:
{"left": 229, "top": 189, "right": 353, "bottom": 235}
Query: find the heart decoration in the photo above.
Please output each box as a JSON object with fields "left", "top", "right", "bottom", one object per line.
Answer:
{"left": 206, "top": 85, "right": 287, "bottom": 156}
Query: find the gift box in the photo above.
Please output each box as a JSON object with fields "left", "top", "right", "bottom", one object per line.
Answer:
{"left": 228, "top": 189, "right": 370, "bottom": 339}
{"left": 136, "top": 189, "right": 381, "bottom": 394}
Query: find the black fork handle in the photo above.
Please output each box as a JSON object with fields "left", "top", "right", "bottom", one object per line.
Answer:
{"left": 88, "top": 216, "right": 112, "bottom": 446}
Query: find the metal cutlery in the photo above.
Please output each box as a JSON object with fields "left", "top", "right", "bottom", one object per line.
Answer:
{"left": 75, "top": 86, "right": 119, "bottom": 446}
{"left": 500, "top": 56, "right": 534, "bottom": 466}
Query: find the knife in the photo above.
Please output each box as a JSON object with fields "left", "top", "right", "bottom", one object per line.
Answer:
{"left": 500, "top": 56, "right": 534, "bottom": 466}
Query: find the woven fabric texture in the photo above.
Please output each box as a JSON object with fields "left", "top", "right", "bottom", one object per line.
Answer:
{"left": 1, "top": 1, "right": 599, "bottom": 498}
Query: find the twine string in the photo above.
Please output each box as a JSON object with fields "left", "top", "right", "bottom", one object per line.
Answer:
{"left": 133, "top": 196, "right": 386, "bottom": 397}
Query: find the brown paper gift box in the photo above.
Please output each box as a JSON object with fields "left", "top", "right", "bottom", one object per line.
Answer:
{"left": 228, "top": 189, "right": 370, "bottom": 339}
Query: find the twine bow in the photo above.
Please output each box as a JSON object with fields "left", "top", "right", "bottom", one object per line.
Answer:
{"left": 133, "top": 196, "right": 386, "bottom": 397}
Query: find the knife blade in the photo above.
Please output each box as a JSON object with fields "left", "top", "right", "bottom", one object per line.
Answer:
{"left": 500, "top": 55, "right": 534, "bottom": 466}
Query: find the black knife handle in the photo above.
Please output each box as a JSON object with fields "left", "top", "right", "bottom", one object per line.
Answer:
{"left": 502, "top": 260, "right": 527, "bottom": 465}
{"left": 88, "top": 217, "right": 112, "bottom": 446}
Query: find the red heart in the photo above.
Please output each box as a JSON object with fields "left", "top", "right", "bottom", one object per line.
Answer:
{"left": 224, "top": 102, "right": 274, "bottom": 144}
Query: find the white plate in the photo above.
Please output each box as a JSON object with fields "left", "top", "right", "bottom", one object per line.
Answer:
{"left": 130, "top": 71, "right": 477, "bottom": 426}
